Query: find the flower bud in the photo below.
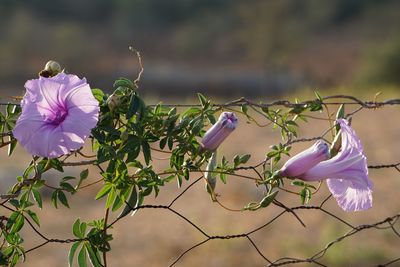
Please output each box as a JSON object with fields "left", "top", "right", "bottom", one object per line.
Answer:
{"left": 279, "top": 140, "right": 329, "bottom": 178}
{"left": 205, "top": 151, "right": 218, "bottom": 201}
{"left": 201, "top": 112, "right": 238, "bottom": 151}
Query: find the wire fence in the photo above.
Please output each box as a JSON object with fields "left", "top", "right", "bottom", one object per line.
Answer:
{"left": 0, "top": 95, "right": 399, "bottom": 266}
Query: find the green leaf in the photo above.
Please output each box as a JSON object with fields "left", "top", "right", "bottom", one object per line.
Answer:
{"left": 291, "top": 181, "right": 305, "bottom": 187}
{"left": 73, "top": 218, "right": 82, "bottom": 238}
{"left": 0, "top": 251, "right": 8, "bottom": 265}
{"left": 167, "top": 136, "right": 174, "bottom": 150}
{"left": 191, "top": 118, "right": 203, "bottom": 135}
{"left": 197, "top": 93, "right": 207, "bottom": 108}
{"left": 176, "top": 175, "right": 183, "bottom": 188}
{"left": 127, "top": 94, "right": 140, "bottom": 119}
{"left": 259, "top": 191, "right": 278, "bottom": 208}
{"left": 127, "top": 145, "right": 141, "bottom": 162}
{"left": 240, "top": 154, "right": 251, "bottom": 164}
{"left": 120, "top": 186, "right": 139, "bottom": 219}
{"left": 51, "top": 190, "right": 58, "bottom": 209}
{"left": 233, "top": 155, "right": 240, "bottom": 167}
{"left": 114, "top": 77, "right": 134, "bottom": 89}
{"left": 69, "top": 242, "right": 81, "bottom": 267}
{"left": 85, "top": 244, "right": 102, "bottom": 267}
{"left": 10, "top": 253, "right": 19, "bottom": 266}
{"left": 105, "top": 188, "right": 116, "bottom": 209}
{"left": 80, "top": 169, "right": 89, "bottom": 181}
{"left": 111, "top": 194, "right": 124, "bottom": 212}
{"left": 60, "top": 182, "right": 76, "bottom": 193}
{"left": 62, "top": 176, "right": 76, "bottom": 182}
{"left": 261, "top": 106, "right": 269, "bottom": 113}
{"left": 6, "top": 211, "right": 19, "bottom": 229}
{"left": 141, "top": 141, "right": 152, "bottom": 165}
{"left": 300, "top": 188, "right": 312, "bottom": 205}
{"left": 182, "top": 107, "right": 201, "bottom": 118}
{"left": 159, "top": 137, "right": 167, "bottom": 150}
{"left": 314, "top": 91, "right": 323, "bottom": 101}
{"left": 80, "top": 222, "right": 87, "bottom": 238}
{"left": 220, "top": 173, "right": 227, "bottom": 184}
{"left": 335, "top": 104, "right": 345, "bottom": 133}
{"left": 9, "top": 199, "right": 19, "bottom": 209}
{"left": 205, "top": 114, "right": 215, "bottom": 125}
{"left": 78, "top": 246, "right": 88, "bottom": 267}
{"left": 6, "top": 103, "right": 15, "bottom": 117}
{"left": 58, "top": 190, "right": 70, "bottom": 208}
{"left": 7, "top": 139, "right": 17, "bottom": 156}
{"left": 11, "top": 213, "right": 24, "bottom": 233}
{"left": 241, "top": 104, "right": 248, "bottom": 114}
{"left": 75, "top": 169, "right": 88, "bottom": 189}
{"left": 336, "top": 104, "right": 345, "bottom": 119}
{"left": 286, "top": 120, "right": 298, "bottom": 127}
{"left": 289, "top": 105, "right": 306, "bottom": 115}
{"left": 49, "top": 159, "right": 64, "bottom": 172}
{"left": 95, "top": 184, "right": 112, "bottom": 200}
{"left": 91, "top": 89, "right": 105, "bottom": 102}
{"left": 26, "top": 210, "right": 40, "bottom": 226}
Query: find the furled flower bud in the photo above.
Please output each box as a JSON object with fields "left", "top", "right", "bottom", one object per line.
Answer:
{"left": 201, "top": 112, "right": 238, "bottom": 151}
{"left": 205, "top": 151, "right": 218, "bottom": 201}
{"left": 279, "top": 140, "right": 329, "bottom": 178}
{"left": 106, "top": 93, "right": 121, "bottom": 111}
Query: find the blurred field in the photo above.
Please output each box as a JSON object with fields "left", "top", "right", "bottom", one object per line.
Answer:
{"left": 1, "top": 96, "right": 399, "bottom": 267}
{"left": 3, "top": 1, "right": 400, "bottom": 94}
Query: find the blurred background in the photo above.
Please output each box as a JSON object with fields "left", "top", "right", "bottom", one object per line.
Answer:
{"left": 1, "top": 1, "right": 400, "bottom": 266}
{"left": 1, "top": 0, "right": 400, "bottom": 97}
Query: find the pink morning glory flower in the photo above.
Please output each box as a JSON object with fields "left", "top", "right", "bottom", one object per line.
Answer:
{"left": 298, "top": 119, "right": 372, "bottom": 212}
{"left": 201, "top": 112, "right": 238, "bottom": 151}
{"left": 279, "top": 140, "right": 330, "bottom": 178}
{"left": 13, "top": 73, "right": 99, "bottom": 158}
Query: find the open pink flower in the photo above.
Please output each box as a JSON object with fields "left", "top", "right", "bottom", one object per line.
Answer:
{"left": 300, "top": 119, "right": 372, "bottom": 212}
{"left": 13, "top": 73, "right": 99, "bottom": 158}
{"left": 201, "top": 112, "right": 238, "bottom": 151}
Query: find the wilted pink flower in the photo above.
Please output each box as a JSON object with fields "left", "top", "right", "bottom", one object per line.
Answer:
{"left": 300, "top": 119, "right": 372, "bottom": 212}
{"left": 201, "top": 112, "right": 238, "bottom": 151}
{"left": 13, "top": 73, "right": 99, "bottom": 158}
{"left": 279, "top": 140, "right": 329, "bottom": 178}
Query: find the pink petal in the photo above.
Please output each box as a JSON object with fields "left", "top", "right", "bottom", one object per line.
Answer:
{"left": 202, "top": 126, "right": 234, "bottom": 151}
{"left": 22, "top": 125, "right": 69, "bottom": 158}
{"left": 60, "top": 106, "right": 99, "bottom": 149}
{"left": 13, "top": 73, "right": 99, "bottom": 158}
{"left": 327, "top": 178, "right": 372, "bottom": 212}
{"left": 64, "top": 84, "right": 99, "bottom": 109}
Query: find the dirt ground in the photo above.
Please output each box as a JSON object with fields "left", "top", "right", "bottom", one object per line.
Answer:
{"left": 1, "top": 100, "right": 399, "bottom": 267}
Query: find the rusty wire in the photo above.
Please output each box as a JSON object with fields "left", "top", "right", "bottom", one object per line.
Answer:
{"left": 0, "top": 96, "right": 399, "bottom": 266}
